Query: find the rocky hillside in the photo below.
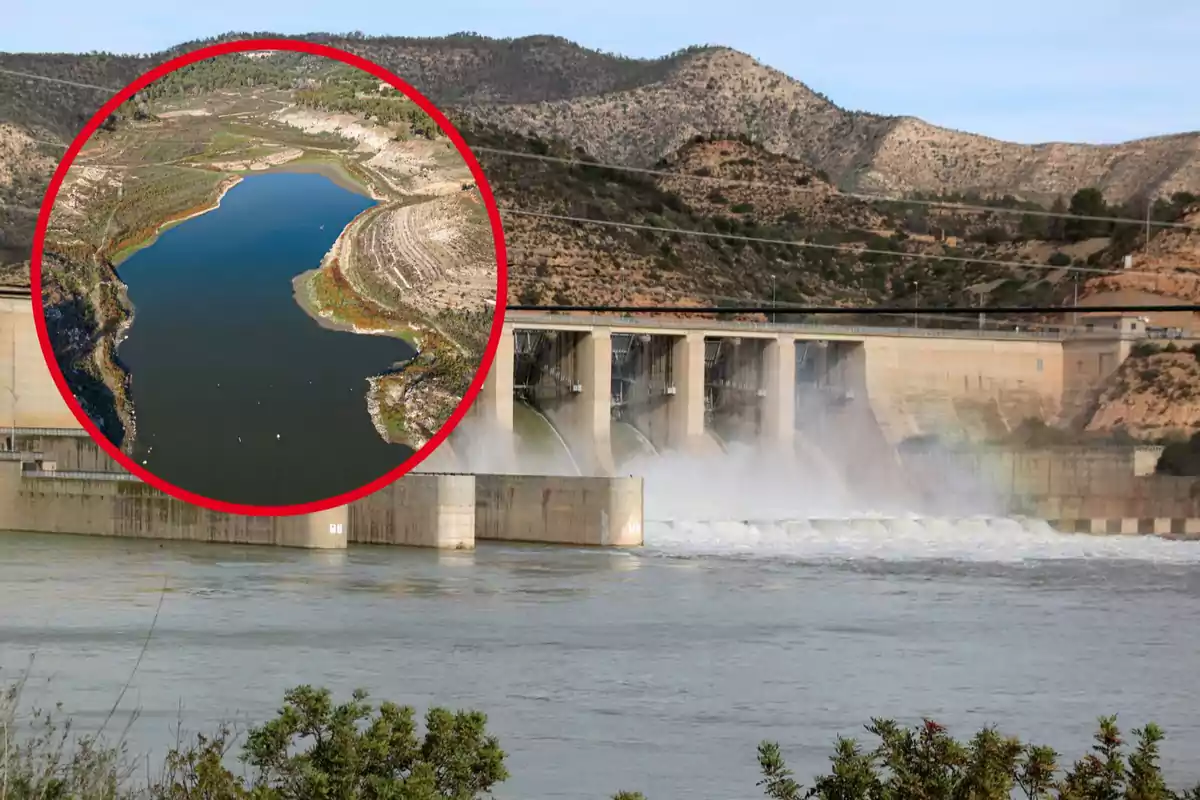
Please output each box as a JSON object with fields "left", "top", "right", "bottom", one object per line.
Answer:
{"left": 465, "top": 124, "right": 1109, "bottom": 311}
{"left": 459, "top": 45, "right": 1199, "bottom": 204}
{"left": 2, "top": 32, "right": 1196, "bottom": 199}
{"left": 0, "top": 122, "right": 56, "bottom": 267}
{"left": 1086, "top": 344, "right": 1200, "bottom": 441}
{"left": 1068, "top": 206, "right": 1200, "bottom": 442}
{"left": 1081, "top": 205, "right": 1200, "bottom": 327}
{"left": 1, "top": 32, "right": 1196, "bottom": 306}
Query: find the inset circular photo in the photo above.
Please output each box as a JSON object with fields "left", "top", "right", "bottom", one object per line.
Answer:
{"left": 32, "top": 39, "right": 506, "bottom": 513}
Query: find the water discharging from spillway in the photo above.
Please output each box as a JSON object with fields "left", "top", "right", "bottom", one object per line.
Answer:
{"left": 512, "top": 401, "right": 580, "bottom": 476}
{"left": 455, "top": 408, "right": 1200, "bottom": 566}
{"left": 641, "top": 516, "right": 1200, "bottom": 564}
{"left": 609, "top": 439, "right": 1200, "bottom": 565}
{"left": 612, "top": 420, "right": 658, "bottom": 463}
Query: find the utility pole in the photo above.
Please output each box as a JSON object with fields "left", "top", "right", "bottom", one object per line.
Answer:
{"left": 913, "top": 281, "right": 920, "bottom": 329}
{"left": 7, "top": 315, "right": 15, "bottom": 453}
{"left": 1145, "top": 200, "right": 1153, "bottom": 263}
{"left": 977, "top": 292, "right": 984, "bottom": 331}
{"left": 770, "top": 274, "right": 777, "bottom": 324}
{"left": 1073, "top": 274, "right": 1080, "bottom": 326}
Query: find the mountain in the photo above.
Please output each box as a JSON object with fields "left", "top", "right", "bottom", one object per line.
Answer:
{"left": 0, "top": 31, "right": 1196, "bottom": 309}
{"left": 1, "top": 31, "right": 1198, "bottom": 443}
{"left": 462, "top": 45, "right": 1200, "bottom": 205}
{"left": 2, "top": 32, "right": 1197, "bottom": 204}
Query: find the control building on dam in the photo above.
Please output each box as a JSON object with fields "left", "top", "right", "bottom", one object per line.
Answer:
{"left": 470, "top": 311, "right": 1147, "bottom": 484}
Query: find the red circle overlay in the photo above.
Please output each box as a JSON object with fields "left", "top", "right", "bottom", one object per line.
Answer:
{"left": 30, "top": 38, "right": 508, "bottom": 517}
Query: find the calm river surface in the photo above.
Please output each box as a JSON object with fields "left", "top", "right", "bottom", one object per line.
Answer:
{"left": 117, "top": 172, "right": 414, "bottom": 506}
{"left": 2, "top": 522, "right": 1200, "bottom": 799}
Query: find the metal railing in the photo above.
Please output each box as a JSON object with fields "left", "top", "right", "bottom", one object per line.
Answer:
{"left": 22, "top": 469, "right": 141, "bottom": 482}
{"left": 8, "top": 427, "right": 92, "bottom": 437}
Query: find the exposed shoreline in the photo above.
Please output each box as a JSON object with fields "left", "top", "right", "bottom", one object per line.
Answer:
{"left": 291, "top": 266, "right": 423, "bottom": 448}
{"left": 290, "top": 267, "right": 417, "bottom": 341}
{"left": 263, "top": 158, "right": 374, "bottom": 200}
{"left": 110, "top": 174, "right": 244, "bottom": 266}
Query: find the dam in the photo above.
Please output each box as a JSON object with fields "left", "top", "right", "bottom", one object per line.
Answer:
{"left": 5, "top": 288, "right": 1199, "bottom": 546}
{"left": 452, "top": 311, "right": 1183, "bottom": 526}
{"left": 470, "top": 311, "right": 1142, "bottom": 467}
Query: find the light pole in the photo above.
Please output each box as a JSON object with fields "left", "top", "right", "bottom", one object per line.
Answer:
{"left": 7, "top": 316, "right": 15, "bottom": 453}
{"left": 1145, "top": 200, "right": 1153, "bottom": 264}
{"left": 770, "top": 274, "right": 777, "bottom": 324}
{"left": 1072, "top": 273, "right": 1080, "bottom": 326}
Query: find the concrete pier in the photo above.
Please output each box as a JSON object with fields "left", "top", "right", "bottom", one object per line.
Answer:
{"left": 347, "top": 473, "right": 646, "bottom": 549}
{"left": 349, "top": 473, "right": 476, "bottom": 549}
{"left": 475, "top": 474, "right": 643, "bottom": 547}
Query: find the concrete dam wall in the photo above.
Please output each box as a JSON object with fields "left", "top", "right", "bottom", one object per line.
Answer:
{"left": 480, "top": 315, "right": 1140, "bottom": 483}
{"left": 902, "top": 445, "right": 1200, "bottom": 521}
{"left": 349, "top": 473, "right": 644, "bottom": 548}
{"left": 1, "top": 434, "right": 646, "bottom": 551}
{"left": 0, "top": 296, "right": 83, "bottom": 431}
{"left": 474, "top": 474, "right": 643, "bottom": 547}
{"left": 0, "top": 461, "right": 348, "bottom": 548}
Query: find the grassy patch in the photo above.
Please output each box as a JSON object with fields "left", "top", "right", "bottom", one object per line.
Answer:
{"left": 101, "top": 170, "right": 235, "bottom": 263}
{"left": 306, "top": 260, "right": 420, "bottom": 344}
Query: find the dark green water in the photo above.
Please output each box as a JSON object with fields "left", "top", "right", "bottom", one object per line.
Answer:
{"left": 117, "top": 172, "right": 416, "bottom": 506}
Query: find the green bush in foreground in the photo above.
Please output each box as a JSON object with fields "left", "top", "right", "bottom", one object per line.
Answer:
{"left": 4, "top": 682, "right": 1199, "bottom": 800}
{"left": 2, "top": 684, "right": 507, "bottom": 800}
{"left": 748, "top": 717, "right": 1200, "bottom": 800}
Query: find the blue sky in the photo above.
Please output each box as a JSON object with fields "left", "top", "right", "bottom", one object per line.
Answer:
{"left": 4, "top": 0, "right": 1195, "bottom": 145}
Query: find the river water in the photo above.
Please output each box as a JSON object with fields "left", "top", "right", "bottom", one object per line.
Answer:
{"left": 116, "top": 171, "right": 415, "bottom": 507}
{"left": 2, "top": 521, "right": 1199, "bottom": 799}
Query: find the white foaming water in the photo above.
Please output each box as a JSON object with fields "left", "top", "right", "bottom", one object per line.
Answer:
{"left": 643, "top": 517, "right": 1200, "bottom": 564}
{"left": 449, "top": 417, "right": 1200, "bottom": 565}
{"left": 628, "top": 443, "right": 1200, "bottom": 564}
{"left": 627, "top": 442, "right": 860, "bottom": 522}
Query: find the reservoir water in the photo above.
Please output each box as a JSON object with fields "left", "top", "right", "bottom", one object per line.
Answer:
{"left": 117, "top": 172, "right": 416, "bottom": 506}
{"left": 3, "top": 522, "right": 1200, "bottom": 799}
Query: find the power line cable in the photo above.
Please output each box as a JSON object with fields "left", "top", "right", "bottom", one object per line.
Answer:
{"left": 0, "top": 66, "right": 119, "bottom": 92}
{"left": 474, "top": 145, "right": 1200, "bottom": 231}
{"left": 1, "top": 65, "right": 1193, "bottom": 231}
{"left": 507, "top": 303, "right": 1200, "bottom": 315}
{"left": 498, "top": 207, "right": 1197, "bottom": 280}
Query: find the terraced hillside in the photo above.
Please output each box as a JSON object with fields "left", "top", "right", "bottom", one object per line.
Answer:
{"left": 35, "top": 52, "right": 495, "bottom": 451}
{"left": 301, "top": 189, "right": 495, "bottom": 449}
{"left": 327, "top": 191, "right": 493, "bottom": 313}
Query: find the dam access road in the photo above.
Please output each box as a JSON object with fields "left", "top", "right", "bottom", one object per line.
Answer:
{"left": 39, "top": 51, "right": 497, "bottom": 505}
